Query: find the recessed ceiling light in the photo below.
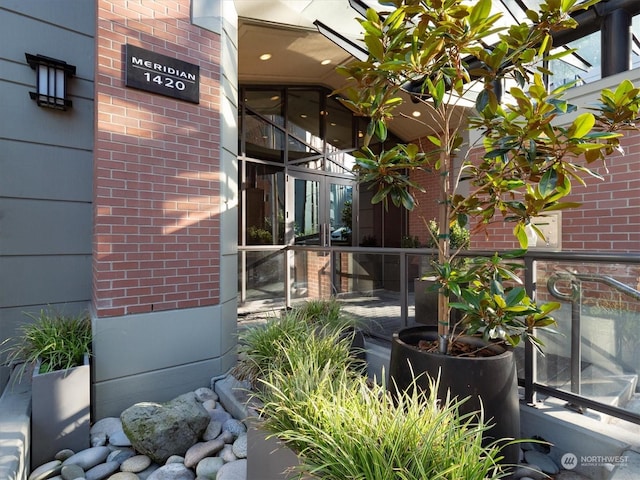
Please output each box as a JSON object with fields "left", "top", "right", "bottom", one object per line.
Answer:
{"left": 321, "top": 59, "right": 331, "bottom": 65}
{"left": 300, "top": 114, "right": 308, "bottom": 118}
{"left": 270, "top": 95, "right": 280, "bottom": 101}
{"left": 330, "top": 122, "right": 337, "bottom": 126}
{"left": 412, "top": 111, "right": 421, "bottom": 117}
{"left": 357, "top": 131, "right": 364, "bottom": 138}
{"left": 259, "top": 53, "right": 272, "bottom": 61}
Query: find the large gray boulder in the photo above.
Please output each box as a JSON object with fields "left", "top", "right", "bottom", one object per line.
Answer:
{"left": 120, "top": 392, "right": 210, "bottom": 464}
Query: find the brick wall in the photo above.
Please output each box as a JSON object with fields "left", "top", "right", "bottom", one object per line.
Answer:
{"left": 94, "top": 0, "right": 222, "bottom": 316}
{"left": 409, "top": 130, "right": 640, "bottom": 253}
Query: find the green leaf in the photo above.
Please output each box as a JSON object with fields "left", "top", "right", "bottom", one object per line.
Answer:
{"left": 470, "top": 0, "right": 492, "bottom": 26}
{"left": 539, "top": 169, "right": 557, "bottom": 197}
{"left": 505, "top": 287, "right": 527, "bottom": 307}
{"left": 431, "top": 78, "right": 446, "bottom": 108}
{"left": 514, "top": 223, "right": 529, "bottom": 249}
{"left": 569, "top": 113, "right": 595, "bottom": 139}
{"left": 365, "top": 34, "right": 385, "bottom": 61}
{"left": 427, "top": 135, "right": 441, "bottom": 147}
{"left": 476, "top": 89, "right": 489, "bottom": 113}
{"left": 375, "top": 120, "right": 388, "bottom": 141}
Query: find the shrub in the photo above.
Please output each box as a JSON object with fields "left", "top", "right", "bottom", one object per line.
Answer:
{"left": 1, "top": 308, "right": 92, "bottom": 380}
{"left": 232, "top": 299, "right": 363, "bottom": 388}
{"left": 255, "top": 329, "right": 506, "bottom": 480}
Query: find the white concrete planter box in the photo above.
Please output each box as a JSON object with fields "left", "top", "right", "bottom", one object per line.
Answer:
{"left": 31, "top": 355, "right": 90, "bottom": 469}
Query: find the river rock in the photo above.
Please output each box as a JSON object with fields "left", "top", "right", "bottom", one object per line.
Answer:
{"left": 60, "top": 464, "right": 85, "bottom": 480}
{"left": 194, "top": 387, "right": 217, "bottom": 402}
{"left": 137, "top": 463, "right": 161, "bottom": 480}
{"left": 146, "top": 463, "right": 196, "bottom": 480}
{"left": 196, "top": 457, "right": 224, "bottom": 478}
{"left": 55, "top": 450, "right": 75, "bottom": 462}
{"left": 218, "top": 445, "right": 237, "bottom": 463}
{"left": 109, "top": 429, "right": 132, "bottom": 446}
{"left": 202, "top": 399, "right": 217, "bottom": 411}
{"left": 202, "top": 420, "right": 222, "bottom": 440}
{"left": 222, "top": 419, "right": 246, "bottom": 439}
{"left": 166, "top": 455, "right": 185, "bottom": 464}
{"left": 28, "top": 460, "right": 62, "bottom": 480}
{"left": 209, "top": 408, "right": 231, "bottom": 424}
{"left": 120, "top": 454, "right": 152, "bottom": 473}
{"left": 216, "top": 431, "right": 234, "bottom": 444}
{"left": 90, "top": 417, "right": 122, "bottom": 438}
{"left": 108, "top": 448, "right": 137, "bottom": 464}
{"left": 216, "top": 459, "right": 246, "bottom": 480}
{"left": 85, "top": 460, "right": 120, "bottom": 480}
{"left": 90, "top": 432, "right": 107, "bottom": 447}
{"left": 184, "top": 439, "right": 225, "bottom": 468}
{"left": 121, "top": 392, "right": 210, "bottom": 464}
{"left": 62, "top": 446, "right": 111, "bottom": 470}
{"left": 232, "top": 434, "right": 247, "bottom": 459}
{"left": 109, "top": 473, "right": 140, "bottom": 480}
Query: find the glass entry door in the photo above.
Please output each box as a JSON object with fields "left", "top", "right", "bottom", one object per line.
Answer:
{"left": 289, "top": 173, "right": 354, "bottom": 247}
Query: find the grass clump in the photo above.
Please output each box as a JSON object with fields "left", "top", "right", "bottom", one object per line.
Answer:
{"left": 232, "top": 299, "right": 363, "bottom": 387}
{"left": 255, "top": 329, "right": 506, "bottom": 480}
{"left": 239, "top": 299, "right": 507, "bottom": 479}
{"left": 1, "top": 308, "right": 92, "bottom": 380}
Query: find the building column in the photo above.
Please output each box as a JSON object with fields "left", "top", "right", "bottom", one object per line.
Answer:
{"left": 601, "top": 8, "right": 632, "bottom": 77}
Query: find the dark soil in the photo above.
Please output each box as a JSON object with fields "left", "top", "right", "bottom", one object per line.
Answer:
{"left": 416, "top": 339, "right": 499, "bottom": 357}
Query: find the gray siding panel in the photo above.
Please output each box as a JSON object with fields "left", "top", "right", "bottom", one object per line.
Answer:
{"left": 0, "top": 140, "right": 92, "bottom": 202}
{"left": 2, "top": 81, "right": 94, "bottom": 150}
{"left": 0, "top": 255, "right": 92, "bottom": 308}
{"left": 0, "top": 1, "right": 96, "bottom": 37}
{"left": 0, "top": 199, "right": 92, "bottom": 255}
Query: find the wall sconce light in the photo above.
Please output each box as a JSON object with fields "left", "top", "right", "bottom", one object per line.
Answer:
{"left": 25, "top": 53, "right": 76, "bottom": 110}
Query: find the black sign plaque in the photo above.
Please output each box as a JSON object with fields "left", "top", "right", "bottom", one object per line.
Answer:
{"left": 125, "top": 44, "right": 200, "bottom": 104}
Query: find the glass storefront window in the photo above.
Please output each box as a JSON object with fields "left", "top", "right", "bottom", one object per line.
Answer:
{"left": 325, "top": 97, "right": 354, "bottom": 151}
{"left": 242, "top": 162, "right": 285, "bottom": 245}
{"left": 239, "top": 85, "right": 391, "bottom": 252}
{"left": 244, "top": 113, "right": 286, "bottom": 163}
{"left": 287, "top": 89, "right": 321, "bottom": 139}
{"left": 245, "top": 89, "right": 284, "bottom": 126}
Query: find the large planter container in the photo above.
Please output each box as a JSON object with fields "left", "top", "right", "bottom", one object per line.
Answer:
{"left": 246, "top": 417, "right": 313, "bottom": 480}
{"left": 389, "top": 326, "right": 520, "bottom": 466}
{"left": 31, "top": 355, "right": 90, "bottom": 469}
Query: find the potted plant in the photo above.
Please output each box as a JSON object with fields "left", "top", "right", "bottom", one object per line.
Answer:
{"left": 334, "top": 0, "right": 640, "bottom": 466}
{"left": 237, "top": 301, "right": 508, "bottom": 479}
{"left": 1, "top": 308, "right": 92, "bottom": 468}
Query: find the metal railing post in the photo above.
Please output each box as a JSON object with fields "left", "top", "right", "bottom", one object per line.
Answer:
{"left": 400, "top": 251, "right": 408, "bottom": 327}
{"left": 570, "top": 279, "right": 582, "bottom": 396}
{"left": 524, "top": 256, "right": 537, "bottom": 404}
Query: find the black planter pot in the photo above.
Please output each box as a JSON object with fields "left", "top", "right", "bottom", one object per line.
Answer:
{"left": 389, "top": 325, "right": 520, "bottom": 466}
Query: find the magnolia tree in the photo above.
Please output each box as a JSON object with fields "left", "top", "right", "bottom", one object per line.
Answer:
{"left": 336, "top": 0, "right": 640, "bottom": 354}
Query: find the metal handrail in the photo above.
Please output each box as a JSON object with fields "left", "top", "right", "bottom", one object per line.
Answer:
{"left": 548, "top": 271, "right": 640, "bottom": 302}
{"left": 546, "top": 271, "right": 640, "bottom": 402}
